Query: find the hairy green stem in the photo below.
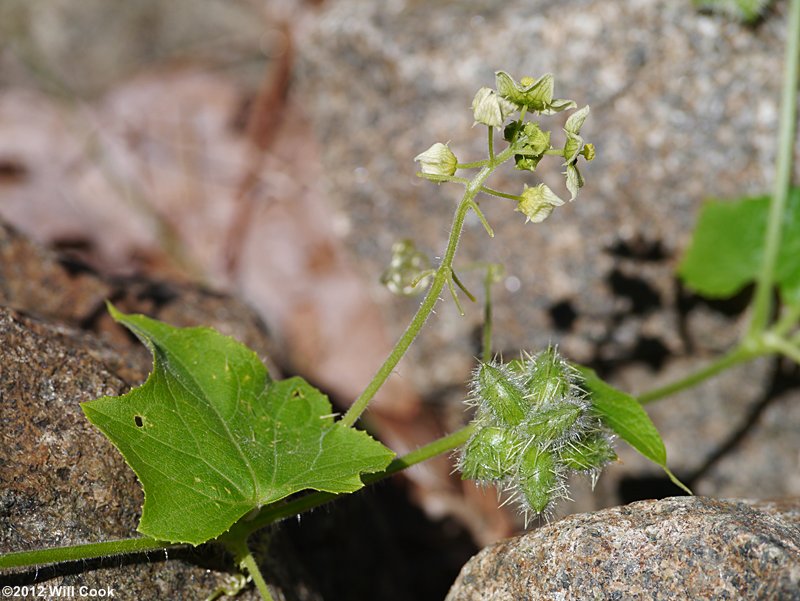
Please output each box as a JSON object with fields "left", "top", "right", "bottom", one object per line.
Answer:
{"left": 480, "top": 185, "right": 521, "bottom": 201}
{"left": 417, "top": 173, "right": 471, "bottom": 185}
{"left": 226, "top": 538, "right": 274, "bottom": 601}
{"left": 636, "top": 346, "right": 758, "bottom": 405}
{"left": 0, "top": 537, "right": 177, "bottom": 571}
{"left": 748, "top": 0, "right": 800, "bottom": 336}
{"left": 341, "top": 149, "right": 513, "bottom": 427}
{"left": 468, "top": 200, "right": 495, "bottom": 237}
{"left": 456, "top": 159, "right": 490, "bottom": 169}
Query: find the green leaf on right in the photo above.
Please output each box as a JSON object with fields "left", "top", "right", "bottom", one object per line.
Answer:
{"left": 693, "top": 0, "right": 773, "bottom": 23}
{"left": 677, "top": 188, "right": 800, "bottom": 306}
{"left": 577, "top": 367, "right": 692, "bottom": 495}
{"left": 82, "top": 305, "right": 395, "bottom": 545}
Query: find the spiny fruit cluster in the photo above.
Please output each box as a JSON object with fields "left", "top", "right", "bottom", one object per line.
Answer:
{"left": 459, "top": 348, "right": 616, "bottom": 519}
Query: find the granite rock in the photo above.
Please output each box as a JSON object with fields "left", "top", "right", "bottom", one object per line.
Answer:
{"left": 446, "top": 496, "right": 800, "bottom": 600}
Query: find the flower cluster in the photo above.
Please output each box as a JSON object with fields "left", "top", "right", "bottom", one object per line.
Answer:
{"left": 414, "top": 71, "right": 595, "bottom": 224}
{"left": 459, "top": 348, "right": 616, "bottom": 520}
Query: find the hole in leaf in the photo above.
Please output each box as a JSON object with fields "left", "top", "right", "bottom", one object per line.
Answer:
{"left": 134, "top": 415, "right": 144, "bottom": 428}
{"left": 291, "top": 390, "right": 302, "bottom": 399}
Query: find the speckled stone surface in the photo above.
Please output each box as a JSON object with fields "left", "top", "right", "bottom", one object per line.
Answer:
{"left": 446, "top": 496, "right": 800, "bottom": 600}
{"left": 294, "top": 0, "right": 800, "bottom": 508}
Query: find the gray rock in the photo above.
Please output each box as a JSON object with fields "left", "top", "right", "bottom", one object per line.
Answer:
{"left": 294, "top": 0, "right": 800, "bottom": 511}
{"left": 446, "top": 496, "right": 800, "bottom": 600}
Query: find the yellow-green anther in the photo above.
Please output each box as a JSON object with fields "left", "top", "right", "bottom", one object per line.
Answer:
{"left": 414, "top": 142, "right": 458, "bottom": 177}
{"left": 581, "top": 143, "right": 596, "bottom": 161}
{"left": 516, "top": 184, "right": 565, "bottom": 223}
{"left": 471, "top": 87, "right": 517, "bottom": 128}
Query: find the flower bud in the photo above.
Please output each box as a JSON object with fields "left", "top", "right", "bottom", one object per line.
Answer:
{"left": 516, "top": 184, "right": 565, "bottom": 223}
{"left": 471, "top": 87, "right": 517, "bottom": 128}
{"left": 413, "top": 142, "right": 458, "bottom": 177}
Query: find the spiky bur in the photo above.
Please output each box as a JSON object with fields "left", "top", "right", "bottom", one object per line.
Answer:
{"left": 459, "top": 348, "right": 616, "bottom": 522}
{"left": 461, "top": 426, "right": 523, "bottom": 481}
{"left": 476, "top": 362, "right": 529, "bottom": 426}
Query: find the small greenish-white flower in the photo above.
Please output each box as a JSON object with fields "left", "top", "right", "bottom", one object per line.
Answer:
{"left": 561, "top": 105, "right": 594, "bottom": 201}
{"left": 516, "top": 183, "right": 565, "bottom": 223}
{"left": 380, "top": 239, "right": 432, "bottom": 295}
{"left": 414, "top": 142, "right": 458, "bottom": 177}
{"left": 504, "top": 121, "right": 551, "bottom": 172}
{"left": 563, "top": 105, "right": 590, "bottom": 163}
{"left": 495, "top": 71, "right": 577, "bottom": 115}
{"left": 471, "top": 87, "right": 517, "bottom": 128}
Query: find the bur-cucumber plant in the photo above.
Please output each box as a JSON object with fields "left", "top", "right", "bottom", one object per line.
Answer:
{"left": 2, "top": 2, "right": 799, "bottom": 596}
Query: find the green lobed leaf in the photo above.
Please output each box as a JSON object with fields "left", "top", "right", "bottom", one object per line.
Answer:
{"left": 677, "top": 188, "right": 800, "bottom": 305}
{"left": 82, "top": 305, "right": 394, "bottom": 545}
{"left": 578, "top": 367, "right": 691, "bottom": 494}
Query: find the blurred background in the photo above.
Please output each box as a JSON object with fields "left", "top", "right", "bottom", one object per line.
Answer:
{"left": 1, "top": 0, "right": 799, "bottom": 599}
